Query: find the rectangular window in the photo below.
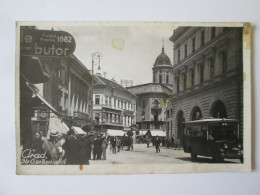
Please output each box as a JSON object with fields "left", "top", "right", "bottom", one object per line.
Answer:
{"left": 118, "top": 99, "right": 120, "bottom": 108}
{"left": 176, "top": 77, "right": 180, "bottom": 92}
{"left": 114, "top": 98, "right": 116, "bottom": 108}
{"left": 211, "top": 28, "right": 216, "bottom": 39}
{"left": 190, "top": 69, "right": 194, "bottom": 87}
{"left": 209, "top": 59, "right": 215, "bottom": 79}
{"left": 184, "top": 44, "right": 188, "bottom": 58}
{"left": 222, "top": 52, "right": 227, "bottom": 73}
{"left": 59, "top": 67, "right": 66, "bottom": 85}
{"left": 108, "top": 97, "right": 111, "bottom": 106}
{"left": 177, "top": 49, "right": 180, "bottom": 63}
{"left": 183, "top": 73, "right": 186, "bottom": 90}
{"left": 201, "top": 31, "right": 205, "bottom": 46}
{"left": 95, "top": 113, "right": 100, "bottom": 123}
{"left": 200, "top": 64, "right": 204, "bottom": 83}
{"left": 192, "top": 38, "right": 195, "bottom": 52}
{"left": 142, "top": 100, "right": 146, "bottom": 109}
{"left": 95, "top": 95, "right": 100, "bottom": 105}
{"left": 105, "top": 96, "right": 108, "bottom": 106}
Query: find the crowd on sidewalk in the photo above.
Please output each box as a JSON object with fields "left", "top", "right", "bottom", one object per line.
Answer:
{"left": 23, "top": 129, "right": 109, "bottom": 165}
{"left": 22, "top": 129, "right": 135, "bottom": 165}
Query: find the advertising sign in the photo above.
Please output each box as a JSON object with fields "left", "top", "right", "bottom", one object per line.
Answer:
{"left": 20, "top": 28, "right": 76, "bottom": 57}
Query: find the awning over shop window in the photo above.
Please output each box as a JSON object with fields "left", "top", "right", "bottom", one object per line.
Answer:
{"left": 72, "top": 126, "right": 87, "bottom": 135}
{"left": 136, "top": 130, "right": 147, "bottom": 136}
{"left": 107, "top": 129, "right": 126, "bottom": 137}
{"left": 150, "top": 130, "right": 166, "bottom": 137}
{"left": 48, "top": 114, "right": 69, "bottom": 135}
{"left": 34, "top": 92, "right": 59, "bottom": 116}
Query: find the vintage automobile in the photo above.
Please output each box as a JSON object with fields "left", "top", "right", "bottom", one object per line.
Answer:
{"left": 183, "top": 118, "right": 243, "bottom": 163}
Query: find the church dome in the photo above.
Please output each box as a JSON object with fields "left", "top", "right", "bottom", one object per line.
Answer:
{"left": 154, "top": 47, "right": 171, "bottom": 66}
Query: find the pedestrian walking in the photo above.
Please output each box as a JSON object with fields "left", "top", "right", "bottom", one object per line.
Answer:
{"left": 62, "top": 129, "right": 80, "bottom": 164}
{"left": 78, "top": 135, "right": 90, "bottom": 165}
{"left": 154, "top": 136, "right": 161, "bottom": 153}
{"left": 93, "top": 136, "right": 100, "bottom": 160}
{"left": 171, "top": 135, "right": 174, "bottom": 148}
{"left": 116, "top": 138, "right": 121, "bottom": 152}
{"left": 97, "top": 136, "right": 103, "bottom": 160}
{"left": 32, "top": 132, "right": 44, "bottom": 154}
{"left": 101, "top": 136, "right": 107, "bottom": 160}
{"left": 147, "top": 137, "right": 150, "bottom": 148}
{"left": 85, "top": 135, "right": 92, "bottom": 161}
{"left": 42, "top": 130, "right": 60, "bottom": 161}
{"left": 111, "top": 136, "right": 117, "bottom": 154}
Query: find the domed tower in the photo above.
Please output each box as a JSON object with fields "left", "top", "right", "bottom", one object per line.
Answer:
{"left": 152, "top": 44, "right": 173, "bottom": 89}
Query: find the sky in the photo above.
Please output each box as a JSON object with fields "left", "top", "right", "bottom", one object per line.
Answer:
{"left": 37, "top": 22, "right": 176, "bottom": 85}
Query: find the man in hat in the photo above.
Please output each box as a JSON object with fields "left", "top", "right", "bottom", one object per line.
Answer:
{"left": 154, "top": 135, "right": 161, "bottom": 153}
{"left": 101, "top": 135, "right": 107, "bottom": 160}
{"left": 93, "top": 135, "right": 100, "bottom": 160}
{"left": 42, "top": 130, "right": 60, "bottom": 160}
{"left": 63, "top": 128, "right": 80, "bottom": 164}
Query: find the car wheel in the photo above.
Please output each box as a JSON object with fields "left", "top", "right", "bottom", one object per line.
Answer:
{"left": 213, "top": 155, "right": 224, "bottom": 163}
{"left": 191, "top": 150, "right": 197, "bottom": 161}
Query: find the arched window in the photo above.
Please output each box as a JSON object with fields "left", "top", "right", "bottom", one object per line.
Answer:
{"left": 190, "top": 106, "right": 202, "bottom": 121}
{"left": 210, "top": 100, "right": 227, "bottom": 118}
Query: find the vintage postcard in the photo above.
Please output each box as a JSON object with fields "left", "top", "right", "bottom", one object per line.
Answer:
{"left": 16, "top": 22, "right": 251, "bottom": 174}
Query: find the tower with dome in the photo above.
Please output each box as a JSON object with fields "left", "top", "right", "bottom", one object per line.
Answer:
{"left": 127, "top": 44, "right": 173, "bottom": 136}
{"left": 152, "top": 45, "right": 173, "bottom": 89}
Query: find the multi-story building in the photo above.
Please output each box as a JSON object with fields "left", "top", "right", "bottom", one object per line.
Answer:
{"left": 127, "top": 46, "right": 172, "bottom": 134}
{"left": 93, "top": 74, "right": 137, "bottom": 132}
{"left": 167, "top": 27, "right": 243, "bottom": 144}
{"left": 39, "top": 54, "right": 93, "bottom": 128}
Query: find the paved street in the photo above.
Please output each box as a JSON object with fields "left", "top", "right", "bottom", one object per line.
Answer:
{"left": 90, "top": 144, "right": 241, "bottom": 165}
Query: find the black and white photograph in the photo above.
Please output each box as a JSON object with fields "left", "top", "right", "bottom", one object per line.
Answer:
{"left": 16, "top": 22, "right": 251, "bottom": 174}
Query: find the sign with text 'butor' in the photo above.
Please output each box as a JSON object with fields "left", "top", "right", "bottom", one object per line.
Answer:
{"left": 20, "top": 28, "right": 76, "bottom": 57}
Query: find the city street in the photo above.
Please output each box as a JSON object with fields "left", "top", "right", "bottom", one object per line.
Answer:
{"left": 90, "top": 144, "right": 241, "bottom": 165}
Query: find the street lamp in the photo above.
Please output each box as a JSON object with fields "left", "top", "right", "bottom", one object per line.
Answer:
{"left": 90, "top": 52, "right": 103, "bottom": 132}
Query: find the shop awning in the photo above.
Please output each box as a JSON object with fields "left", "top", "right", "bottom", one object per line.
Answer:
{"left": 136, "top": 130, "right": 147, "bottom": 136}
{"left": 34, "top": 92, "right": 59, "bottom": 116}
{"left": 150, "top": 130, "right": 166, "bottom": 137}
{"left": 107, "top": 129, "right": 126, "bottom": 137}
{"left": 48, "top": 114, "right": 69, "bottom": 135}
{"left": 72, "top": 126, "right": 87, "bottom": 135}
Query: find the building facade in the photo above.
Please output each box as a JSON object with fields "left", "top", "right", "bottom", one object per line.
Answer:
{"left": 167, "top": 27, "right": 243, "bottom": 143}
{"left": 39, "top": 54, "right": 92, "bottom": 128}
{"left": 127, "top": 46, "right": 173, "bottom": 133}
{"left": 127, "top": 83, "right": 171, "bottom": 131}
{"left": 93, "top": 74, "right": 137, "bottom": 132}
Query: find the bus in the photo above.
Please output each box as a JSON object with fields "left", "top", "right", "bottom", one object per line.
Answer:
{"left": 183, "top": 118, "right": 243, "bottom": 163}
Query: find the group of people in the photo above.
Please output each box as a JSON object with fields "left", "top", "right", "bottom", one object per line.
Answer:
{"left": 29, "top": 129, "right": 108, "bottom": 165}
{"left": 92, "top": 135, "right": 107, "bottom": 160}
{"left": 146, "top": 136, "right": 161, "bottom": 153}
{"left": 145, "top": 136, "right": 179, "bottom": 153}
{"left": 109, "top": 136, "right": 133, "bottom": 154}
